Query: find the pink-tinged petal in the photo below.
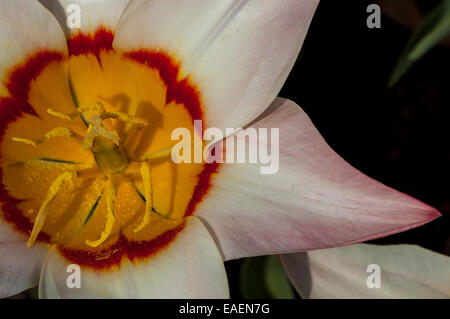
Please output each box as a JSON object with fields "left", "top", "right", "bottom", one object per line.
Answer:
{"left": 195, "top": 98, "right": 440, "bottom": 260}
{"left": 39, "top": 0, "right": 129, "bottom": 37}
{"left": 114, "top": 0, "right": 319, "bottom": 131}
{"left": 280, "top": 244, "right": 450, "bottom": 298}
{"left": 0, "top": 0, "right": 67, "bottom": 95}
{"left": 0, "top": 219, "right": 48, "bottom": 298}
{"left": 39, "top": 217, "right": 229, "bottom": 299}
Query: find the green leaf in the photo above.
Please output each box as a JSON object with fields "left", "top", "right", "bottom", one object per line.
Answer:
{"left": 264, "top": 255, "right": 296, "bottom": 299}
{"left": 389, "top": 0, "right": 450, "bottom": 87}
{"left": 29, "top": 286, "right": 39, "bottom": 299}
{"left": 239, "top": 256, "right": 271, "bottom": 299}
{"left": 239, "top": 255, "right": 295, "bottom": 299}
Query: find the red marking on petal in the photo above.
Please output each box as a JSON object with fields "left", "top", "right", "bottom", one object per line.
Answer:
{"left": 185, "top": 162, "right": 219, "bottom": 217}
{"left": 58, "top": 223, "right": 185, "bottom": 270}
{"left": 68, "top": 28, "right": 114, "bottom": 62}
{"left": 5, "top": 52, "right": 64, "bottom": 101}
{"left": 124, "top": 51, "right": 203, "bottom": 122}
{"left": 0, "top": 51, "right": 63, "bottom": 240}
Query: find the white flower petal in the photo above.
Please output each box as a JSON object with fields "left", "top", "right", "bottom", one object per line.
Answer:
{"left": 196, "top": 98, "right": 440, "bottom": 260}
{"left": 40, "top": 0, "right": 129, "bottom": 37}
{"left": 114, "top": 0, "right": 319, "bottom": 131}
{"left": 0, "top": 0, "right": 67, "bottom": 96}
{"left": 39, "top": 217, "right": 229, "bottom": 299}
{"left": 0, "top": 219, "right": 48, "bottom": 298}
{"left": 280, "top": 244, "right": 450, "bottom": 298}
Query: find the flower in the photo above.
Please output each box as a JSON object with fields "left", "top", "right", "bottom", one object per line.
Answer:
{"left": 0, "top": 0, "right": 441, "bottom": 299}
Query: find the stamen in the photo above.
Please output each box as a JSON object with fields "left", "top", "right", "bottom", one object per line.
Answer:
{"left": 47, "top": 108, "right": 78, "bottom": 121}
{"left": 134, "top": 162, "right": 153, "bottom": 233}
{"left": 85, "top": 180, "right": 116, "bottom": 247}
{"left": 27, "top": 171, "right": 77, "bottom": 247}
{"left": 81, "top": 117, "right": 120, "bottom": 151}
{"left": 77, "top": 102, "right": 105, "bottom": 114}
{"left": 47, "top": 102, "right": 147, "bottom": 155}
{"left": 13, "top": 127, "right": 75, "bottom": 147}
{"left": 100, "top": 112, "right": 147, "bottom": 128}
{"left": 140, "top": 146, "right": 174, "bottom": 161}
{"left": 47, "top": 102, "right": 106, "bottom": 123}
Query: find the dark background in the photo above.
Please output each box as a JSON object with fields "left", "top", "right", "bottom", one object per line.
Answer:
{"left": 226, "top": 0, "right": 450, "bottom": 298}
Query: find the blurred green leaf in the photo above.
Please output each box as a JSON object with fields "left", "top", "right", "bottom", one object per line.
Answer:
{"left": 264, "top": 255, "right": 296, "bottom": 299}
{"left": 239, "top": 256, "right": 271, "bottom": 299}
{"left": 239, "top": 255, "right": 295, "bottom": 299}
{"left": 389, "top": 0, "right": 450, "bottom": 87}
{"left": 29, "top": 286, "right": 39, "bottom": 299}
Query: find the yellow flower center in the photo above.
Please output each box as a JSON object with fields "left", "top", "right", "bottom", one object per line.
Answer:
{"left": 0, "top": 30, "right": 211, "bottom": 267}
{"left": 13, "top": 100, "right": 173, "bottom": 247}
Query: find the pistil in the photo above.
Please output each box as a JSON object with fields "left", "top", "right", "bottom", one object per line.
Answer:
{"left": 91, "top": 136, "right": 129, "bottom": 175}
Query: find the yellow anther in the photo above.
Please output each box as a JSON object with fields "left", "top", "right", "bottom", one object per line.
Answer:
{"left": 47, "top": 108, "right": 78, "bottom": 121}
{"left": 81, "top": 117, "right": 120, "bottom": 151}
{"left": 12, "top": 137, "right": 38, "bottom": 147}
{"left": 13, "top": 127, "right": 75, "bottom": 147}
{"left": 141, "top": 147, "right": 173, "bottom": 161}
{"left": 101, "top": 112, "right": 148, "bottom": 127}
{"left": 47, "top": 102, "right": 106, "bottom": 123}
{"left": 77, "top": 102, "right": 105, "bottom": 114}
{"left": 44, "top": 127, "right": 74, "bottom": 139}
{"left": 134, "top": 162, "right": 153, "bottom": 233}
{"left": 86, "top": 180, "right": 116, "bottom": 247}
{"left": 27, "top": 171, "right": 77, "bottom": 247}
